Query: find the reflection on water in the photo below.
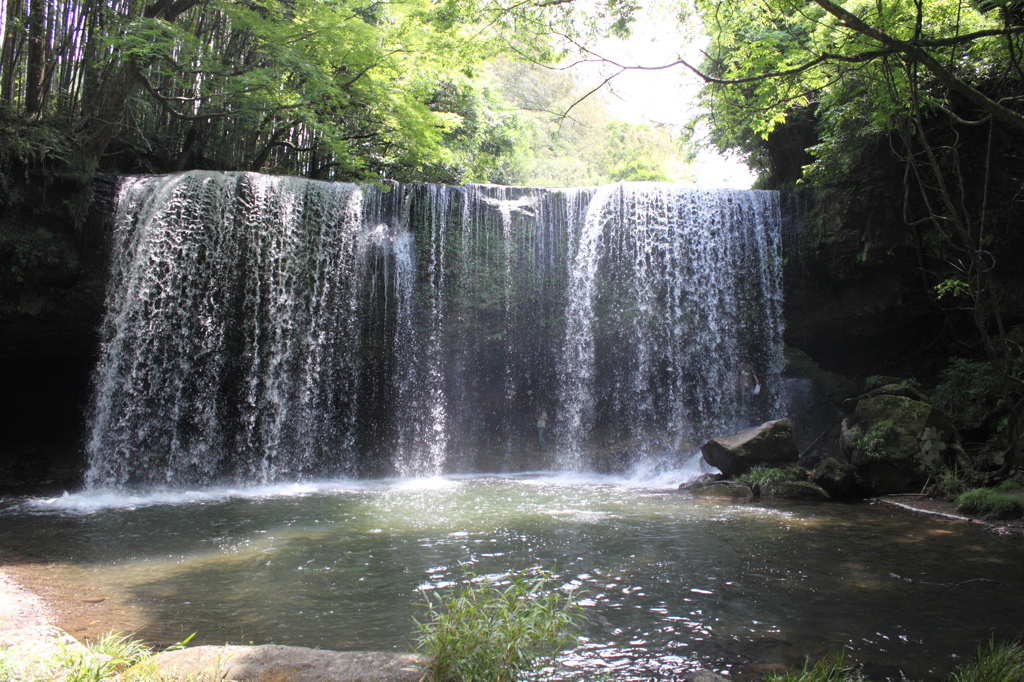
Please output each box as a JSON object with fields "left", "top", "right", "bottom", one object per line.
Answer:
{"left": 2, "top": 474, "right": 1022, "bottom": 681}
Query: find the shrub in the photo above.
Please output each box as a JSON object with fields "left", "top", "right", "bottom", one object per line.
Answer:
{"left": 956, "top": 488, "right": 1024, "bottom": 519}
{"left": 949, "top": 638, "right": 1024, "bottom": 682}
{"left": 415, "top": 568, "right": 580, "bottom": 681}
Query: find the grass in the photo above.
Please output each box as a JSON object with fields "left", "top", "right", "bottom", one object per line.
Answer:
{"left": 770, "top": 638, "right": 1024, "bottom": 682}
{"left": 765, "top": 650, "right": 864, "bottom": 682}
{"left": 1, "top": 631, "right": 197, "bottom": 682}
{"left": 949, "top": 638, "right": 1024, "bottom": 682}
{"left": 738, "top": 464, "right": 800, "bottom": 491}
{"left": 956, "top": 487, "right": 1024, "bottom": 519}
{"left": 415, "top": 567, "right": 581, "bottom": 682}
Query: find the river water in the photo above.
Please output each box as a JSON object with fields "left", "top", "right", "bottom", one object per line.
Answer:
{"left": 2, "top": 474, "right": 1021, "bottom": 680}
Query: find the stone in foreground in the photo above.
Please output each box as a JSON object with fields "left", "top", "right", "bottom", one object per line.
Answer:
{"left": 143, "top": 645, "right": 424, "bottom": 682}
{"left": 700, "top": 419, "right": 799, "bottom": 477}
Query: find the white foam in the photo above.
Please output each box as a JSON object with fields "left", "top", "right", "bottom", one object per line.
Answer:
{"left": 23, "top": 479, "right": 373, "bottom": 513}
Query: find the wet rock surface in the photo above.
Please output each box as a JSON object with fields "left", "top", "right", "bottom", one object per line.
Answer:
{"left": 143, "top": 645, "right": 425, "bottom": 682}
{"left": 700, "top": 418, "right": 799, "bottom": 477}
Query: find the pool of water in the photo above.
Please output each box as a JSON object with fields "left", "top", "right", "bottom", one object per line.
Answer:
{"left": 2, "top": 474, "right": 1022, "bottom": 680}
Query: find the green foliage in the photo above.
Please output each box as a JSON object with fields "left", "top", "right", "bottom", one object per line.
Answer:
{"left": 956, "top": 487, "right": 1024, "bottom": 519}
{"left": 693, "top": 0, "right": 1011, "bottom": 183}
{"left": 933, "top": 358, "right": 1011, "bottom": 432}
{"left": 935, "top": 279, "right": 971, "bottom": 301}
{"left": 415, "top": 567, "right": 581, "bottom": 681}
{"left": 949, "top": 638, "right": 1024, "bottom": 682}
{"left": 934, "top": 464, "right": 971, "bottom": 500}
{"left": 491, "top": 60, "right": 695, "bottom": 186}
{"left": 995, "top": 480, "right": 1023, "bottom": 493}
{"left": 53, "top": 631, "right": 154, "bottom": 682}
{"left": 765, "top": 650, "right": 864, "bottom": 682}
{"left": 738, "top": 465, "right": 800, "bottom": 490}
{"left": 851, "top": 420, "right": 899, "bottom": 460}
{"left": 0, "top": 632, "right": 198, "bottom": 682}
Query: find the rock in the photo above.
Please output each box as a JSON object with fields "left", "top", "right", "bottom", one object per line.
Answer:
{"left": 678, "top": 473, "right": 721, "bottom": 491}
{"left": 142, "top": 645, "right": 424, "bottom": 682}
{"left": 843, "top": 381, "right": 928, "bottom": 413}
{"left": 810, "top": 457, "right": 858, "bottom": 498}
{"left": 841, "top": 393, "right": 960, "bottom": 495}
{"left": 0, "top": 626, "right": 86, "bottom": 679}
{"left": 687, "top": 481, "right": 755, "bottom": 501}
{"left": 684, "top": 671, "right": 730, "bottom": 682}
{"left": 762, "top": 480, "right": 831, "bottom": 501}
{"left": 864, "top": 376, "right": 904, "bottom": 393}
{"left": 701, "top": 419, "right": 799, "bottom": 477}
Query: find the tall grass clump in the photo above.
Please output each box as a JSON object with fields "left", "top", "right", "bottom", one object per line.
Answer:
{"left": 415, "top": 568, "right": 580, "bottom": 682}
{"left": 764, "top": 650, "right": 864, "bottom": 682}
{"left": 949, "top": 638, "right": 1024, "bottom": 682}
{"left": 956, "top": 488, "right": 1024, "bottom": 519}
{"left": 55, "top": 631, "right": 154, "bottom": 682}
{"left": 738, "top": 465, "right": 800, "bottom": 491}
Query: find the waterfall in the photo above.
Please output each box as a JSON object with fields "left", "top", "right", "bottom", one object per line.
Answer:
{"left": 85, "top": 171, "right": 782, "bottom": 488}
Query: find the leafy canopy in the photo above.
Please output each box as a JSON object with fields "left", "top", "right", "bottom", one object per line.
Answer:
{"left": 692, "top": 0, "right": 1016, "bottom": 182}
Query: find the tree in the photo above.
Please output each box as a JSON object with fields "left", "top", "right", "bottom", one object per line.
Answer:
{"left": 688, "top": 0, "right": 1024, "bottom": 474}
{"left": 0, "top": 0, "right": 580, "bottom": 184}
{"left": 491, "top": 59, "right": 694, "bottom": 186}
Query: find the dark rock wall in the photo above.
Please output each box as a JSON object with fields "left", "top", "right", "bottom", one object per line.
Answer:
{"left": 0, "top": 182, "right": 110, "bottom": 491}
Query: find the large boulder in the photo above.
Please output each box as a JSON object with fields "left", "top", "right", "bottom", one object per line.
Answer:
{"left": 701, "top": 419, "right": 799, "bottom": 477}
{"left": 841, "top": 388, "right": 960, "bottom": 495}
{"left": 142, "top": 645, "right": 424, "bottom": 682}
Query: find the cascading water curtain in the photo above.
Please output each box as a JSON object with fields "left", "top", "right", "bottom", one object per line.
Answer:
{"left": 86, "top": 172, "right": 782, "bottom": 487}
{"left": 554, "top": 184, "right": 784, "bottom": 469}
{"left": 86, "top": 172, "right": 367, "bottom": 488}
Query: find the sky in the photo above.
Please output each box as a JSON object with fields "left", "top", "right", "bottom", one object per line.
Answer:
{"left": 567, "top": 9, "right": 758, "bottom": 189}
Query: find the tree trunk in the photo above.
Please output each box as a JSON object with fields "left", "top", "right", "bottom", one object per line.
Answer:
{"left": 24, "top": 0, "right": 44, "bottom": 115}
{"left": 1, "top": 0, "right": 25, "bottom": 105}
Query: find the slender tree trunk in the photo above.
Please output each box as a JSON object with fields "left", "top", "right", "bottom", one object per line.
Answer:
{"left": 24, "top": 0, "right": 43, "bottom": 115}
{"left": 1, "top": 0, "right": 24, "bottom": 105}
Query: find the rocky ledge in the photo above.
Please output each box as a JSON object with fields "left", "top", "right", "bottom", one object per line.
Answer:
{"left": 0, "top": 569, "right": 423, "bottom": 682}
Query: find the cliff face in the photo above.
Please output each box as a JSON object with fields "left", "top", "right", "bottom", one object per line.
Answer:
{"left": 0, "top": 177, "right": 112, "bottom": 490}
{"left": 780, "top": 190, "right": 947, "bottom": 380}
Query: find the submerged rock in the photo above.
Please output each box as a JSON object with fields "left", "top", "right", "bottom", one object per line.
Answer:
{"left": 678, "top": 473, "right": 722, "bottom": 491}
{"left": 684, "top": 671, "right": 731, "bottom": 682}
{"left": 841, "top": 387, "right": 960, "bottom": 495}
{"left": 143, "top": 645, "right": 424, "bottom": 682}
{"left": 761, "top": 480, "right": 830, "bottom": 501}
{"left": 700, "top": 419, "right": 799, "bottom": 477}
{"left": 687, "top": 480, "right": 755, "bottom": 501}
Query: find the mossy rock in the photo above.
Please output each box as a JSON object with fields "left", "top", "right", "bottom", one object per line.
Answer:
{"left": 687, "top": 481, "right": 755, "bottom": 501}
{"left": 810, "top": 457, "right": 858, "bottom": 498}
{"left": 842, "top": 393, "right": 959, "bottom": 495}
{"left": 761, "top": 480, "right": 831, "bottom": 501}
